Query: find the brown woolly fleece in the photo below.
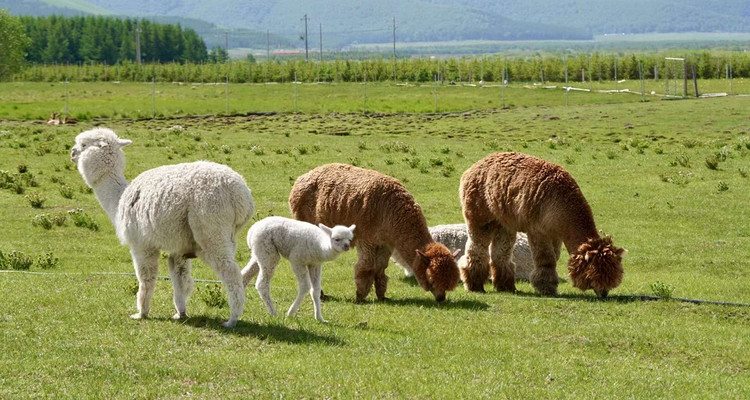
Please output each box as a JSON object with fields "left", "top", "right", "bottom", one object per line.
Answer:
{"left": 289, "top": 163, "right": 460, "bottom": 302}
{"left": 459, "top": 152, "right": 624, "bottom": 297}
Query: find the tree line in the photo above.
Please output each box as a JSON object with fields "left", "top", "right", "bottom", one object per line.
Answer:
{"left": 18, "top": 15, "right": 209, "bottom": 64}
{"left": 12, "top": 51, "right": 750, "bottom": 83}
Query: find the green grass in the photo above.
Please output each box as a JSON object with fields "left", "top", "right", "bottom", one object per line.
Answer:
{"left": 1, "top": 88, "right": 749, "bottom": 398}
{"left": 2, "top": 79, "right": 750, "bottom": 122}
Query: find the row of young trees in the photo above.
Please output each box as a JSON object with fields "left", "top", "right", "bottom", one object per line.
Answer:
{"left": 12, "top": 51, "right": 750, "bottom": 83}
{"left": 18, "top": 15, "right": 209, "bottom": 64}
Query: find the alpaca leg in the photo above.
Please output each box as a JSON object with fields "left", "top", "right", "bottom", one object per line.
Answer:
{"left": 130, "top": 247, "right": 160, "bottom": 320}
{"left": 308, "top": 264, "right": 326, "bottom": 322}
{"left": 527, "top": 234, "right": 560, "bottom": 296}
{"left": 354, "top": 244, "right": 377, "bottom": 302}
{"left": 168, "top": 254, "right": 194, "bottom": 320}
{"left": 199, "top": 247, "right": 246, "bottom": 327}
{"left": 254, "top": 252, "right": 280, "bottom": 317}
{"left": 373, "top": 245, "right": 392, "bottom": 301}
{"left": 462, "top": 222, "right": 492, "bottom": 292}
{"left": 287, "top": 263, "right": 312, "bottom": 318}
{"left": 241, "top": 255, "right": 260, "bottom": 288}
{"left": 489, "top": 228, "right": 517, "bottom": 292}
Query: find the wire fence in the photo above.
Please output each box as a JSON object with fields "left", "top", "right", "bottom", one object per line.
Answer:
{"left": 10, "top": 72, "right": 749, "bottom": 122}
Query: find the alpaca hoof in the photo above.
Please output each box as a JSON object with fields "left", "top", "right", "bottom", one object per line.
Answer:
{"left": 316, "top": 316, "right": 328, "bottom": 323}
{"left": 320, "top": 290, "right": 329, "bottom": 301}
{"left": 463, "top": 282, "right": 486, "bottom": 293}
{"left": 376, "top": 296, "right": 390, "bottom": 302}
{"left": 172, "top": 312, "right": 188, "bottom": 320}
{"left": 595, "top": 289, "right": 609, "bottom": 298}
{"left": 221, "top": 320, "right": 237, "bottom": 328}
{"left": 354, "top": 296, "right": 368, "bottom": 304}
{"left": 130, "top": 312, "right": 147, "bottom": 320}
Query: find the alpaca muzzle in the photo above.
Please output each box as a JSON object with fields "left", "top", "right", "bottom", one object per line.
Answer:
{"left": 70, "top": 148, "right": 79, "bottom": 163}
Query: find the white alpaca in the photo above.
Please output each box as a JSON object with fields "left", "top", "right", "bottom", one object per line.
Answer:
{"left": 396, "top": 224, "right": 534, "bottom": 281}
{"left": 241, "top": 216, "right": 355, "bottom": 323}
{"left": 71, "top": 128, "right": 254, "bottom": 327}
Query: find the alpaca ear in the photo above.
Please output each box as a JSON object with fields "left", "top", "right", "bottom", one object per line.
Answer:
{"left": 348, "top": 224, "right": 356, "bottom": 233}
{"left": 117, "top": 138, "right": 132, "bottom": 148}
{"left": 618, "top": 248, "right": 628, "bottom": 258}
{"left": 318, "top": 223, "right": 332, "bottom": 236}
{"left": 452, "top": 249, "right": 462, "bottom": 258}
{"left": 416, "top": 249, "right": 429, "bottom": 261}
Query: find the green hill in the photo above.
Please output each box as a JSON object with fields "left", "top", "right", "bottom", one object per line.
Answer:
{"left": 3, "top": 0, "right": 749, "bottom": 47}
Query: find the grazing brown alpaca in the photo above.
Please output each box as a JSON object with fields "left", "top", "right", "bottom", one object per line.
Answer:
{"left": 289, "top": 163, "right": 460, "bottom": 302}
{"left": 459, "top": 152, "right": 625, "bottom": 297}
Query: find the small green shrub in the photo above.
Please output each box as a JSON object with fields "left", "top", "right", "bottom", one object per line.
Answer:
{"left": 25, "top": 192, "right": 46, "bottom": 208}
{"left": 705, "top": 156, "right": 719, "bottom": 170}
{"left": 197, "top": 284, "right": 227, "bottom": 308}
{"left": 67, "top": 208, "right": 99, "bottom": 231}
{"left": 650, "top": 281, "right": 675, "bottom": 298}
{"left": 36, "top": 252, "right": 59, "bottom": 270}
{"left": 17, "top": 163, "right": 28, "bottom": 173}
{"left": 0, "top": 250, "right": 34, "bottom": 271}
{"left": 739, "top": 168, "right": 748, "bottom": 178}
{"left": 358, "top": 141, "right": 368, "bottom": 150}
{"left": 250, "top": 145, "right": 264, "bottom": 155}
{"left": 220, "top": 145, "right": 232, "bottom": 154}
{"left": 296, "top": 145, "right": 309, "bottom": 155}
{"left": 441, "top": 164, "right": 456, "bottom": 177}
{"left": 32, "top": 214, "right": 54, "bottom": 230}
{"left": 59, "top": 184, "right": 75, "bottom": 199}
{"left": 682, "top": 139, "right": 699, "bottom": 149}
{"left": 717, "top": 181, "right": 729, "bottom": 192}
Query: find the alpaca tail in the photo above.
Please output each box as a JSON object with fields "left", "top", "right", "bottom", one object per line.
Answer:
{"left": 241, "top": 256, "right": 260, "bottom": 288}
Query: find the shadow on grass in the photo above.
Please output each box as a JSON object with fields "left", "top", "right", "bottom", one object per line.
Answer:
{"left": 378, "top": 297, "right": 491, "bottom": 311}
{"left": 175, "top": 316, "right": 345, "bottom": 346}
{"left": 510, "top": 290, "right": 674, "bottom": 305}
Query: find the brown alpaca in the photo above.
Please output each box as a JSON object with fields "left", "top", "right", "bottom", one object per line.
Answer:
{"left": 289, "top": 163, "right": 460, "bottom": 302}
{"left": 459, "top": 152, "right": 625, "bottom": 297}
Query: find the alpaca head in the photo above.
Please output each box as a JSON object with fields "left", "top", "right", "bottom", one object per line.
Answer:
{"left": 414, "top": 243, "right": 461, "bottom": 302}
{"left": 567, "top": 236, "right": 626, "bottom": 298}
{"left": 319, "top": 223, "right": 356, "bottom": 253}
{"left": 71, "top": 128, "right": 131, "bottom": 187}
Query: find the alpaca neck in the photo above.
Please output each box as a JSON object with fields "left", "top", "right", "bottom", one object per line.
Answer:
{"left": 92, "top": 172, "right": 129, "bottom": 226}
{"left": 562, "top": 221, "right": 599, "bottom": 256}
{"left": 393, "top": 228, "right": 432, "bottom": 272}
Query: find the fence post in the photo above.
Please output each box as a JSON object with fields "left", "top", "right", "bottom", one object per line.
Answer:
{"left": 362, "top": 69, "right": 367, "bottom": 114}
{"left": 433, "top": 74, "right": 438, "bottom": 113}
{"left": 64, "top": 79, "right": 69, "bottom": 118}
{"left": 294, "top": 72, "right": 298, "bottom": 113}
{"left": 151, "top": 75, "right": 156, "bottom": 119}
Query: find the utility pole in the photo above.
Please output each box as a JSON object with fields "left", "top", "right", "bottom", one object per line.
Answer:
{"left": 225, "top": 31, "right": 229, "bottom": 61}
{"left": 266, "top": 30, "right": 270, "bottom": 61}
{"left": 319, "top": 23, "right": 323, "bottom": 62}
{"left": 135, "top": 20, "right": 142, "bottom": 66}
{"left": 392, "top": 16, "right": 396, "bottom": 82}
{"left": 303, "top": 14, "right": 309, "bottom": 62}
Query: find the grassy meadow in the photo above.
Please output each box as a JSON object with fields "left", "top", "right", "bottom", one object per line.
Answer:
{"left": 1, "top": 84, "right": 749, "bottom": 398}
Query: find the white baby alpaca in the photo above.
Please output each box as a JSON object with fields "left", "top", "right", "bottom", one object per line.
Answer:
{"left": 241, "top": 216, "right": 355, "bottom": 322}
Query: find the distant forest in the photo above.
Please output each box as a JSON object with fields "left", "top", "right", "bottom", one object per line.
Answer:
{"left": 19, "top": 16, "right": 209, "bottom": 64}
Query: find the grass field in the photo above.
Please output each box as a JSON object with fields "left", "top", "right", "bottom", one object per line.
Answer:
{"left": 1, "top": 85, "right": 749, "bottom": 398}
{"left": 1, "top": 78, "right": 749, "bottom": 121}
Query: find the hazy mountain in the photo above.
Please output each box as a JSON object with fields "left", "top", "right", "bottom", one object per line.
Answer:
{"left": 3, "top": 0, "right": 750, "bottom": 48}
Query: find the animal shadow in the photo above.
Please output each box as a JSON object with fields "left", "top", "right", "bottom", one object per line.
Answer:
{"left": 369, "top": 296, "right": 490, "bottom": 311}
{"left": 176, "top": 316, "right": 345, "bottom": 346}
